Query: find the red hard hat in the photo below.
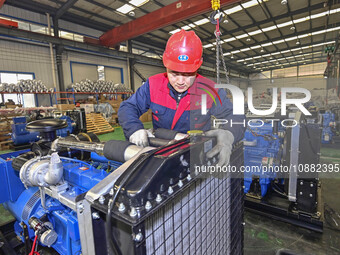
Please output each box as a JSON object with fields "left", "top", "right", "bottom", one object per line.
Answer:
{"left": 163, "top": 30, "right": 203, "bottom": 73}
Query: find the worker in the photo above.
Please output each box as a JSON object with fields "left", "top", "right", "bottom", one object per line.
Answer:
{"left": 118, "top": 30, "right": 245, "bottom": 166}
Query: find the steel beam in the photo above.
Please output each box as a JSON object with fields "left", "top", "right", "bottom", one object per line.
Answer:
{"left": 99, "top": 0, "right": 241, "bottom": 47}
{"left": 55, "top": 0, "right": 78, "bottom": 19}
{"left": 0, "top": 0, "right": 5, "bottom": 9}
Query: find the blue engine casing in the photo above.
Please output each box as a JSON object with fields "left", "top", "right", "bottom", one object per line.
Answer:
{"left": 56, "top": 116, "right": 75, "bottom": 137}
{"left": 11, "top": 116, "right": 75, "bottom": 146}
{"left": 322, "top": 112, "right": 335, "bottom": 144}
{"left": 11, "top": 117, "right": 39, "bottom": 146}
{"left": 0, "top": 151, "right": 120, "bottom": 255}
{"left": 243, "top": 122, "right": 284, "bottom": 197}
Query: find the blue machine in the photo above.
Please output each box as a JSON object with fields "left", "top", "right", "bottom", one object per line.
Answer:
{"left": 0, "top": 149, "right": 121, "bottom": 255}
{"left": 243, "top": 122, "right": 284, "bottom": 197}
{"left": 11, "top": 117, "right": 39, "bottom": 146}
{"left": 321, "top": 111, "right": 336, "bottom": 144}
{"left": 12, "top": 116, "right": 76, "bottom": 146}
{"left": 56, "top": 116, "right": 75, "bottom": 137}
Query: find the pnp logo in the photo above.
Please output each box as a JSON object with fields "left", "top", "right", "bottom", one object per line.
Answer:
{"left": 201, "top": 84, "right": 312, "bottom": 116}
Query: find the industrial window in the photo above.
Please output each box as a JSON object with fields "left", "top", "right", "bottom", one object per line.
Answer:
{"left": 299, "top": 62, "right": 327, "bottom": 77}
{"left": 0, "top": 72, "right": 36, "bottom": 107}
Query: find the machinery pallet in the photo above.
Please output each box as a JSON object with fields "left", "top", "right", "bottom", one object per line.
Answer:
{"left": 86, "top": 113, "right": 114, "bottom": 135}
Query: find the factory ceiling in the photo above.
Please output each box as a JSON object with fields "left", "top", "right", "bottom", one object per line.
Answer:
{"left": 4, "top": 0, "right": 340, "bottom": 75}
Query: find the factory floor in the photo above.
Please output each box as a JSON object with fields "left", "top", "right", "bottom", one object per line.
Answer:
{"left": 0, "top": 125, "right": 340, "bottom": 255}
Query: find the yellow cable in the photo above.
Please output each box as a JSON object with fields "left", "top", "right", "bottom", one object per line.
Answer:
{"left": 211, "top": 0, "right": 220, "bottom": 11}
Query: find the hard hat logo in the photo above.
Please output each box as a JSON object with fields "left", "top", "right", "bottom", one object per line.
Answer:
{"left": 178, "top": 55, "right": 189, "bottom": 61}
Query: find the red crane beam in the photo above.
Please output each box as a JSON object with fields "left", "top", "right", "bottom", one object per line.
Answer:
{"left": 99, "top": 0, "right": 240, "bottom": 47}
{"left": 0, "top": 0, "right": 5, "bottom": 9}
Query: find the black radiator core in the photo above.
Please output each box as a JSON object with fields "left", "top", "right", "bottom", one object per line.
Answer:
{"left": 144, "top": 177, "right": 243, "bottom": 255}
{"left": 92, "top": 138, "right": 244, "bottom": 255}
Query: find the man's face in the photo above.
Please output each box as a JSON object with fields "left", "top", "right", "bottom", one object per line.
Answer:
{"left": 167, "top": 68, "right": 197, "bottom": 93}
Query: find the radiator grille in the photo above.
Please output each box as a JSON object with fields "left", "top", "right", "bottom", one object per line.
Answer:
{"left": 22, "top": 190, "right": 40, "bottom": 220}
{"left": 144, "top": 176, "right": 243, "bottom": 255}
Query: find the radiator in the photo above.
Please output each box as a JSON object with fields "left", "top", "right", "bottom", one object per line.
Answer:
{"left": 144, "top": 177, "right": 243, "bottom": 255}
{"left": 91, "top": 138, "right": 244, "bottom": 255}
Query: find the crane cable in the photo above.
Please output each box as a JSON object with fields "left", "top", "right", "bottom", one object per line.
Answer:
{"left": 210, "top": 0, "right": 230, "bottom": 85}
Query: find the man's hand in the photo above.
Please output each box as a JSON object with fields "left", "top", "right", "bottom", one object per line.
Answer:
{"left": 129, "top": 129, "right": 155, "bottom": 147}
{"left": 205, "top": 129, "right": 234, "bottom": 166}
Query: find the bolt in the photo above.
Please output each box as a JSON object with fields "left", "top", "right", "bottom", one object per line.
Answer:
{"left": 109, "top": 188, "right": 114, "bottom": 196}
{"left": 129, "top": 207, "right": 137, "bottom": 218}
{"left": 78, "top": 203, "right": 84, "bottom": 213}
{"left": 310, "top": 183, "right": 314, "bottom": 188}
{"left": 118, "top": 203, "right": 126, "bottom": 213}
{"left": 92, "top": 212, "right": 100, "bottom": 220}
{"left": 187, "top": 174, "right": 192, "bottom": 181}
{"left": 300, "top": 181, "right": 303, "bottom": 185}
{"left": 168, "top": 186, "right": 174, "bottom": 194}
{"left": 156, "top": 194, "right": 162, "bottom": 203}
{"left": 145, "top": 201, "right": 152, "bottom": 211}
{"left": 310, "top": 194, "right": 313, "bottom": 197}
{"left": 242, "top": 222, "right": 246, "bottom": 226}
{"left": 299, "top": 192, "right": 303, "bottom": 195}
{"left": 99, "top": 195, "right": 105, "bottom": 205}
{"left": 178, "top": 180, "right": 183, "bottom": 188}
{"left": 134, "top": 232, "right": 143, "bottom": 242}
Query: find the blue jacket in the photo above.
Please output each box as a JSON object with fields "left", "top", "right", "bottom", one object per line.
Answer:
{"left": 118, "top": 73, "right": 245, "bottom": 142}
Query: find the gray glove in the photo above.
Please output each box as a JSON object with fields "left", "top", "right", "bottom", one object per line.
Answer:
{"left": 129, "top": 129, "right": 155, "bottom": 147}
{"left": 205, "top": 129, "right": 234, "bottom": 166}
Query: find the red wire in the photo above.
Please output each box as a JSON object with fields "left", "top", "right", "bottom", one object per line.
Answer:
{"left": 29, "top": 235, "right": 40, "bottom": 255}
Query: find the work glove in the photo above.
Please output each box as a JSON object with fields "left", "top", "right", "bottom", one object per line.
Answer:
{"left": 129, "top": 129, "right": 155, "bottom": 147}
{"left": 205, "top": 129, "right": 234, "bottom": 166}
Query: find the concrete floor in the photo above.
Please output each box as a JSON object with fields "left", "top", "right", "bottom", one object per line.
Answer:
{"left": 1, "top": 126, "right": 340, "bottom": 255}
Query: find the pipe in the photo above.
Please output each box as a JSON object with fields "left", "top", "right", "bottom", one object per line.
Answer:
{"left": 51, "top": 137, "right": 105, "bottom": 155}
{"left": 46, "top": 13, "right": 57, "bottom": 91}
{"left": 51, "top": 137, "right": 171, "bottom": 162}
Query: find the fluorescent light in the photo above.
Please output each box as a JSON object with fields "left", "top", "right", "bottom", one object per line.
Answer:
{"left": 194, "top": 18, "right": 209, "bottom": 26}
{"left": 181, "top": 25, "right": 196, "bottom": 30}
{"left": 241, "top": 0, "right": 260, "bottom": 8}
{"left": 250, "top": 45, "right": 261, "bottom": 49}
{"left": 262, "top": 25, "right": 277, "bottom": 32}
{"left": 225, "top": 5, "right": 242, "bottom": 15}
{"left": 236, "top": 34, "right": 248, "bottom": 39}
{"left": 117, "top": 4, "right": 135, "bottom": 14}
{"left": 237, "top": 59, "right": 245, "bottom": 62}
{"left": 169, "top": 28, "right": 181, "bottom": 34}
{"left": 203, "top": 43, "right": 214, "bottom": 48}
{"left": 277, "top": 21, "right": 293, "bottom": 28}
{"left": 240, "top": 47, "right": 251, "bottom": 52}
{"left": 261, "top": 42, "right": 273, "bottom": 47}
{"left": 224, "top": 37, "right": 236, "bottom": 43}
{"left": 294, "top": 17, "right": 310, "bottom": 23}
{"left": 231, "top": 50, "right": 241, "bottom": 54}
{"left": 129, "top": 0, "right": 149, "bottom": 7}
{"left": 273, "top": 39, "right": 285, "bottom": 44}
{"left": 248, "top": 29, "right": 262, "bottom": 36}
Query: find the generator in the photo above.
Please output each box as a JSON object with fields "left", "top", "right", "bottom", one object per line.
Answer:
{"left": 11, "top": 108, "right": 86, "bottom": 147}
{"left": 243, "top": 121, "right": 285, "bottom": 197}
{"left": 243, "top": 112, "right": 323, "bottom": 232}
{"left": 0, "top": 123, "right": 244, "bottom": 255}
{"left": 321, "top": 111, "right": 336, "bottom": 144}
